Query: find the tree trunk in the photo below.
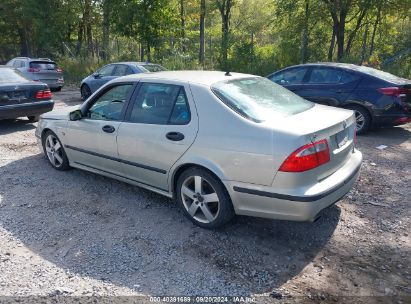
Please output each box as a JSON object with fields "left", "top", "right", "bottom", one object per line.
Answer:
{"left": 328, "top": 25, "right": 336, "bottom": 61}
{"left": 369, "top": 5, "right": 381, "bottom": 57}
{"left": 199, "top": 0, "right": 206, "bottom": 65}
{"left": 216, "top": 0, "right": 234, "bottom": 71}
{"left": 359, "top": 24, "right": 368, "bottom": 65}
{"left": 18, "top": 26, "right": 31, "bottom": 57}
{"left": 102, "top": 0, "right": 110, "bottom": 60}
{"left": 336, "top": 11, "right": 346, "bottom": 60}
{"left": 179, "top": 0, "right": 186, "bottom": 52}
{"left": 75, "top": 21, "right": 84, "bottom": 56}
{"left": 345, "top": 8, "right": 367, "bottom": 56}
{"left": 301, "top": 0, "right": 309, "bottom": 63}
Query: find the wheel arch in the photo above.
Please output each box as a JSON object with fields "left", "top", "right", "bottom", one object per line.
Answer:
{"left": 343, "top": 100, "right": 374, "bottom": 122}
{"left": 170, "top": 160, "right": 228, "bottom": 199}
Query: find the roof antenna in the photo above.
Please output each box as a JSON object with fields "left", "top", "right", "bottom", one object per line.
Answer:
{"left": 225, "top": 71, "right": 232, "bottom": 76}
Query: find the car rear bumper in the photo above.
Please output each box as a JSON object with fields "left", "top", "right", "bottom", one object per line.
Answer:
{"left": 0, "top": 100, "right": 54, "bottom": 119}
{"left": 373, "top": 113, "right": 411, "bottom": 126}
{"left": 225, "top": 149, "right": 362, "bottom": 222}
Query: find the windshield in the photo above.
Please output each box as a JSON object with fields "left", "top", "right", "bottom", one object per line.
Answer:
{"left": 140, "top": 64, "right": 167, "bottom": 73}
{"left": 212, "top": 77, "right": 313, "bottom": 122}
{"left": 0, "top": 68, "right": 29, "bottom": 83}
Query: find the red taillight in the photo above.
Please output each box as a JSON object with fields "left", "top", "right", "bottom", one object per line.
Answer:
{"left": 56, "top": 67, "right": 63, "bottom": 73}
{"left": 28, "top": 67, "right": 40, "bottom": 73}
{"left": 279, "top": 139, "right": 330, "bottom": 172}
{"left": 353, "top": 128, "right": 357, "bottom": 145}
{"left": 35, "top": 89, "right": 52, "bottom": 99}
{"left": 377, "top": 87, "right": 410, "bottom": 97}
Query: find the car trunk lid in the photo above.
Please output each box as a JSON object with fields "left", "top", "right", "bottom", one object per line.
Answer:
{"left": 0, "top": 83, "right": 48, "bottom": 106}
{"left": 29, "top": 61, "right": 63, "bottom": 85}
{"left": 266, "top": 104, "right": 356, "bottom": 185}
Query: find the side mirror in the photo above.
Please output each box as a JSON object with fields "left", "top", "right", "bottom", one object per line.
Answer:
{"left": 93, "top": 72, "right": 101, "bottom": 78}
{"left": 69, "top": 109, "right": 83, "bottom": 121}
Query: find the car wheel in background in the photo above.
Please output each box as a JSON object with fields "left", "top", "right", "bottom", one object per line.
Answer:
{"left": 176, "top": 167, "right": 235, "bottom": 229}
{"left": 80, "top": 84, "right": 92, "bottom": 100}
{"left": 346, "top": 105, "right": 371, "bottom": 135}
{"left": 28, "top": 115, "right": 39, "bottom": 122}
{"left": 42, "top": 131, "right": 70, "bottom": 170}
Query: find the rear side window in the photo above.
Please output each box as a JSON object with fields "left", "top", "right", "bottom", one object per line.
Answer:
{"left": 212, "top": 77, "right": 313, "bottom": 122}
{"left": 269, "top": 68, "right": 307, "bottom": 85}
{"left": 30, "top": 61, "right": 56, "bottom": 70}
{"left": 308, "top": 68, "right": 360, "bottom": 84}
{"left": 98, "top": 65, "right": 115, "bottom": 77}
{"left": 128, "top": 83, "right": 190, "bottom": 125}
{"left": 113, "top": 65, "right": 132, "bottom": 76}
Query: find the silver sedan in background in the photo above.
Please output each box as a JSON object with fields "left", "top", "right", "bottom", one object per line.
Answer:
{"left": 35, "top": 71, "right": 362, "bottom": 229}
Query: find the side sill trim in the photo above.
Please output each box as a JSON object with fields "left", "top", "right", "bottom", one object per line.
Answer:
{"left": 65, "top": 145, "right": 167, "bottom": 174}
{"left": 73, "top": 161, "right": 168, "bottom": 192}
{"left": 233, "top": 164, "right": 361, "bottom": 202}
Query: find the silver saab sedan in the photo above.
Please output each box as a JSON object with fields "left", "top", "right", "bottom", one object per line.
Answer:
{"left": 35, "top": 71, "right": 362, "bottom": 229}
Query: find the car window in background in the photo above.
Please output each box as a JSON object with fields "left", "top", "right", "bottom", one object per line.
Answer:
{"left": 0, "top": 68, "right": 29, "bottom": 83}
{"left": 139, "top": 65, "right": 167, "bottom": 73}
{"left": 113, "top": 65, "right": 131, "bottom": 76}
{"left": 86, "top": 84, "right": 132, "bottom": 121}
{"left": 98, "top": 65, "right": 115, "bottom": 77}
{"left": 30, "top": 61, "right": 56, "bottom": 70}
{"left": 212, "top": 77, "right": 313, "bottom": 122}
{"left": 269, "top": 68, "right": 308, "bottom": 85}
{"left": 308, "top": 68, "right": 342, "bottom": 84}
{"left": 128, "top": 83, "right": 190, "bottom": 125}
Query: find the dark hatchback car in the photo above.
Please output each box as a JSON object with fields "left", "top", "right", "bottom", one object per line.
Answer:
{"left": 80, "top": 62, "right": 166, "bottom": 100}
{"left": 267, "top": 63, "right": 411, "bottom": 133}
{"left": 0, "top": 66, "right": 54, "bottom": 122}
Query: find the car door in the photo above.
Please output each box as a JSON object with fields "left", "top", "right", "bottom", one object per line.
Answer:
{"left": 64, "top": 83, "right": 135, "bottom": 174}
{"left": 297, "top": 67, "right": 361, "bottom": 107}
{"left": 267, "top": 67, "right": 308, "bottom": 93}
{"left": 116, "top": 81, "right": 198, "bottom": 191}
{"left": 89, "top": 64, "right": 116, "bottom": 92}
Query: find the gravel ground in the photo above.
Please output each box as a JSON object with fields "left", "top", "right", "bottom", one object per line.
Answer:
{"left": 0, "top": 87, "right": 410, "bottom": 303}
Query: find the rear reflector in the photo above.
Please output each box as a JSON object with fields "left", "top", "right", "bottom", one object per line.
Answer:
{"left": 35, "top": 89, "right": 52, "bottom": 99}
{"left": 395, "top": 117, "right": 411, "bottom": 124}
{"left": 279, "top": 139, "right": 330, "bottom": 172}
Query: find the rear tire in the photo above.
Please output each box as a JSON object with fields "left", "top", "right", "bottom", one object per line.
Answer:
{"left": 81, "top": 84, "right": 92, "bottom": 100}
{"left": 42, "top": 130, "right": 70, "bottom": 171}
{"left": 346, "top": 105, "right": 371, "bottom": 135}
{"left": 28, "top": 115, "right": 39, "bottom": 122}
{"left": 176, "top": 167, "right": 235, "bottom": 229}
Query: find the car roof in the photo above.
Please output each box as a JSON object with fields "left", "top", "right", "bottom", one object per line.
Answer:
{"left": 110, "top": 62, "right": 161, "bottom": 66}
{"left": 280, "top": 62, "right": 370, "bottom": 71}
{"left": 115, "top": 70, "right": 256, "bottom": 86}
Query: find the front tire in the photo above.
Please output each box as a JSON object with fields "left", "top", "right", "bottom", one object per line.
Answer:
{"left": 80, "top": 84, "right": 92, "bottom": 100}
{"left": 176, "top": 167, "right": 235, "bottom": 229}
{"left": 346, "top": 105, "right": 371, "bottom": 134}
{"left": 42, "top": 131, "right": 70, "bottom": 170}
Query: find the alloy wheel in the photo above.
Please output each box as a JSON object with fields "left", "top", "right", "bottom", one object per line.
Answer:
{"left": 180, "top": 175, "right": 220, "bottom": 224}
{"left": 45, "top": 134, "right": 64, "bottom": 168}
{"left": 354, "top": 110, "right": 365, "bottom": 132}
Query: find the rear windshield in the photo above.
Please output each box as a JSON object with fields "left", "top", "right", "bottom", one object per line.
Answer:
{"left": 0, "top": 68, "right": 29, "bottom": 83}
{"left": 355, "top": 66, "right": 408, "bottom": 83}
{"left": 139, "top": 64, "right": 167, "bottom": 73}
{"left": 29, "top": 61, "right": 57, "bottom": 70}
{"left": 212, "top": 77, "right": 313, "bottom": 122}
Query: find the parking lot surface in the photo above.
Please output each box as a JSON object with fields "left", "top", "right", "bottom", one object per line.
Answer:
{"left": 0, "top": 87, "right": 410, "bottom": 302}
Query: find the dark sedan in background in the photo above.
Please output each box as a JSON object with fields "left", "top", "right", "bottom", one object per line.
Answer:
{"left": 267, "top": 63, "right": 411, "bottom": 134}
{"left": 0, "top": 66, "right": 54, "bottom": 122}
{"left": 80, "top": 61, "right": 166, "bottom": 100}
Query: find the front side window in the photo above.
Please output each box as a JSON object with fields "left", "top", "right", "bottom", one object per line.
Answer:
{"left": 128, "top": 83, "right": 190, "bottom": 125}
{"left": 269, "top": 68, "right": 307, "bottom": 85}
{"left": 97, "top": 65, "right": 115, "bottom": 77}
{"left": 212, "top": 77, "right": 313, "bottom": 122}
{"left": 86, "top": 84, "right": 133, "bottom": 121}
